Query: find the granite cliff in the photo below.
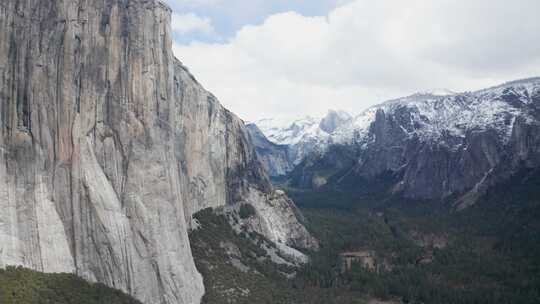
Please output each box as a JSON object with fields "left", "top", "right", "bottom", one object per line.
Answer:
{"left": 0, "top": 1, "right": 315, "bottom": 303}
{"left": 246, "top": 123, "right": 292, "bottom": 177}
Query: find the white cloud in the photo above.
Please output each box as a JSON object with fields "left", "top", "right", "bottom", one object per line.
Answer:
{"left": 171, "top": 13, "right": 214, "bottom": 35}
{"left": 173, "top": 0, "right": 540, "bottom": 121}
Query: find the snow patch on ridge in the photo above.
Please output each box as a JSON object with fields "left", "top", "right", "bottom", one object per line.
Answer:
{"left": 253, "top": 78, "right": 540, "bottom": 161}
{"left": 253, "top": 110, "right": 353, "bottom": 165}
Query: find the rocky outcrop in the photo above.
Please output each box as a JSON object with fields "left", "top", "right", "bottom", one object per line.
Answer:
{"left": 236, "top": 188, "right": 317, "bottom": 250}
{"left": 0, "top": 1, "right": 314, "bottom": 304}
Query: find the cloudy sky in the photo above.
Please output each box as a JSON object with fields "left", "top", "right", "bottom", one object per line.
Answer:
{"left": 165, "top": 0, "right": 540, "bottom": 121}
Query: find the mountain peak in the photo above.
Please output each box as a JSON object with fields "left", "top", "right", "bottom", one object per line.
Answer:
{"left": 320, "top": 110, "right": 352, "bottom": 133}
{"left": 414, "top": 88, "right": 457, "bottom": 97}
{"left": 475, "top": 77, "right": 540, "bottom": 96}
{"left": 326, "top": 109, "right": 353, "bottom": 120}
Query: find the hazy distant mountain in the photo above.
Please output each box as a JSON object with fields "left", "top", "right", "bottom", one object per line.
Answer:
{"left": 248, "top": 110, "right": 352, "bottom": 176}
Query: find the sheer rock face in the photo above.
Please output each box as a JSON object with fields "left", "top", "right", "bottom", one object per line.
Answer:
{"left": 246, "top": 124, "right": 293, "bottom": 177}
{"left": 0, "top": 1, "right": 314, "bottom": 303}
{"left": 173, "top": 62, "right": 317, "bottom": 251}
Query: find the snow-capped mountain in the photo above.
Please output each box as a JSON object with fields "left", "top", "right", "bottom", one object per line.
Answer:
{"left": 319, "top": 110, "right": 353, "bottom": 133}
{"left": 416, "top": 88, "right": 456, "bottom": 96}
{"left": 330, "top": 78, "right": 539, "bottom": 147}
{"left": 252, "top": 77, "right": 540, "bottom": 208}
{"left": 255, "top": 109, "right": 352, "bottom": 147}
{"left": 255, "top": 115, "right": 326, "bottom": 147}
{"left": 248, "top": 110, "right": 352, "bottom": 176}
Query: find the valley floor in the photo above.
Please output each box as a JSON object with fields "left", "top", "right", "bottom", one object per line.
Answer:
{"left": 192, "top": 169, "right": 540, "bottom": 304}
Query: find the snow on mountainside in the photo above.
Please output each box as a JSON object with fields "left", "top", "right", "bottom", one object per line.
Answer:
{"left": 253, "top": 89, "right": 462, "bottom": 154}
{"left": 253, "top": 110, "right": 352, "bottom": 166}
{"left": 285, "top": 77, "right": 540, "bottom": 206}
{"left": 332, "top": 77, "right": 540, "bottom": 147}
{"left": 256, "top": 116, "right": 325, "bottom": 146}
{"left": 255, "top": 110, "right": 352, "bottom": 146}
{"left": 416, "top": 88, "right": 456, "bottom": 96}
{"left": 252, "top": 78, "right": 540, "bottom": 186}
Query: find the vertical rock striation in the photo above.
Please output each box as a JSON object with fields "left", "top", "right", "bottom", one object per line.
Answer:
{"left": 0, "top": 1, "right": 204, "bottom": 303}
{"left": 0, "top": 1, "right": 315, "bottom": 303}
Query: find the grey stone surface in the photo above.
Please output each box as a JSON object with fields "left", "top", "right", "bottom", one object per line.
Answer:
{"left": 0, "top": 1, "right": 314, "bottom": 303}
{"left": 319, "top": 110, "right": 352, "bottom": 134}
{"left": 246, "top": 124, "right": 293, "bottom": 177}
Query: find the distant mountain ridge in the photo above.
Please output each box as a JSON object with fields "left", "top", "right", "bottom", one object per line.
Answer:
{"left": 251, "top": 77, "right": 540, "bottom": 208}
{"left": 247, "top": 110, "right": 352, "bottom": 176}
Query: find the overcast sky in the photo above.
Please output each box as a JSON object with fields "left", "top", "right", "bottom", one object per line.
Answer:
{"left": 165, "top": 0, "right": 540, "bottom": 121}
